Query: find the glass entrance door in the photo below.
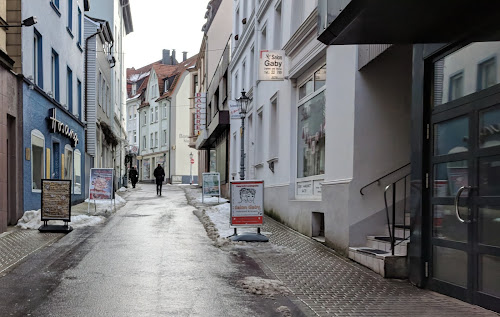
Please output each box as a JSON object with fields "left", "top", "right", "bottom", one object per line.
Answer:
{"left": 429, "top": 42, "right": 500, "bottom": 312}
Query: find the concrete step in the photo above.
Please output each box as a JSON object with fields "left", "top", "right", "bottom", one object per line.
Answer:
{"left": 348, "top": 246, "right": 408, "bottom": 278}
{"left": 366, "top": 236, "right": 408, "bottom": 256}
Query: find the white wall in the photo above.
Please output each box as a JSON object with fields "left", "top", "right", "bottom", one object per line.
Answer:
{"left": 22, "top": 0, "right": 84, "bottom": 117}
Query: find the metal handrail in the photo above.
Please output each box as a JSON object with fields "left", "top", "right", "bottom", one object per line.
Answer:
{"left": 360, "top": 162, "right": 410, "bottom": 195}
{"left": 384, "top": 172, "right": 411, "bottom": 255}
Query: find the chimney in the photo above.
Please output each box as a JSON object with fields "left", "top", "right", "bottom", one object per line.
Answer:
{"left": 162, "top": 49, "right": 171, "bottom": 65}
{"left": 182, "top": 51, "right": 187, "bottom": 62}
{"left": 172, "top": 49, "right": 177, "bottom": 65}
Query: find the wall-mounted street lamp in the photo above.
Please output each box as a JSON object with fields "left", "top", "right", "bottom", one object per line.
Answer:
{"left": 0, "top": 16, "right": 38, "bottom": 28}
{"left": 237, "top": 89, "right": 250, "bottom": 180}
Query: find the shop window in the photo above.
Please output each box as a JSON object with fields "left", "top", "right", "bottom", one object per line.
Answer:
{"left": 74, "top": 149, "right": 81, "bottom": 194}
{"left": 64, "top": 145, "right": 73, "bottom": 191}
{"left": 31, "top": 130, "right": 45, "bottom": 192}
{"left": 297, "top": 85, "right": 325, "bottom": 178}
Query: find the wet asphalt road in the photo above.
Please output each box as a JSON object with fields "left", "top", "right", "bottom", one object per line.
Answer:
{"left": 0, "top": 184, "right": 299, "bottom": 317}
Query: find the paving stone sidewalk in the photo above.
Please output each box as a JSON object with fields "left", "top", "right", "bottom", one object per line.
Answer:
{"left": 254, "top": 216, "right": 499, "bottom": 317}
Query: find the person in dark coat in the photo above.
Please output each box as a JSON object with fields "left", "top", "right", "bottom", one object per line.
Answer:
{"left": 153, "top": 164, "right": 165, "bottom": 196}
{"left": 129, "top": 166, "right": 138, "bottom": 188}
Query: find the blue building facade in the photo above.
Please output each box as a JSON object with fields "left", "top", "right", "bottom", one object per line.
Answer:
{"left": 23, "top": 80, "right": 86, "bottom": 211}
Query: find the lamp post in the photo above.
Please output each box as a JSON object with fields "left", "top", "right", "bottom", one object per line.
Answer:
{"left": 189, "top": 152, "right": 193, "bottom": 184}
{"left": 237, "top": 89, "right": 250, "bottom": 180}
{"left": 0, "top": 16, "right": 37, "bottom": 28}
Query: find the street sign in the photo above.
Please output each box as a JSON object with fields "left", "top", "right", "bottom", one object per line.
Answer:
{"left": 230, "top": 180, "right": 264, "bottom": 227}
{"left": 190, "top": 158, "right": 195, "bottom": 164}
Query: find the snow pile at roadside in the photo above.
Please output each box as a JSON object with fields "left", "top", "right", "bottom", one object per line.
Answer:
{"left": 16, "top": 209, "right": 105, "bottom": 230}
{"left": 238, "top": 276, "right": 289, "bottom": 297}
{"left": 85, "top": 194, "right": 126, "bottom": 205}
{"left": 118, "top": 187, "right": 127, "bottom": 192}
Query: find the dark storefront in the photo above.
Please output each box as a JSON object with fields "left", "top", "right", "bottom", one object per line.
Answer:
{"left": 318, "top": 0, "right": 500, "bottom": 311}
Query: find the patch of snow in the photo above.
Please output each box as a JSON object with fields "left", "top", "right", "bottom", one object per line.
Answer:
{"left": 237, "top": 276, "right": 289, "bottom": 297}
{"left": 16, "top": 209, "right": 105, "bottom": 230}
{"left": 118, "top": 187, "right": 127, "bottom": 192}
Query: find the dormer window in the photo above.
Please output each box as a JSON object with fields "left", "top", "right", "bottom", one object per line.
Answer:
{"left": 164, "top": 79, "right": 170, "bottom": 92}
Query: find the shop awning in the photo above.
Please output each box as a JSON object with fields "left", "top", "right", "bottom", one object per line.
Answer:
{"left": 318, "top": 0, "right": 500, "bottom": 45}
{"left": 197, "top": 110, "right": 230, "bottom": 149}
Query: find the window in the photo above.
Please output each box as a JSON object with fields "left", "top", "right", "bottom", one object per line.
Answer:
{"left": 134, "top": 107, "right": 137, "bottom": 118}
{"left": 449, "top": 72, "right": 464, "bottom": 102}
{"left": 155, "top": 132, "right": 158, "bottom": 147}
{"left": 150, "top": 133, "right": 153, "bottom": 149}
{"left": 129, "top": 107, "right": 132, "bottom": 119}
{"left": 52, "top": 0, "right": 59, "bottom": 8}
{"left": 77, "top": 7, "right": 82, "bottom": 47}
{"left": 163, "top": 129, "right": 167, "bottom": 144}
{"left": 250, "top": 47, "right": 255, "bottom": 85}
{"left": 74, "top": 149, "right": 81, "bottom": 194}
{"left": 67, "top": 0, "right": 73, "bottom": 33}
{"left": 478, "top": 57, "right": 497, "bottom": 90}
{"left": 297, "top": 66, "right": 326, "bottom": 178}
{"left": 51, "top": 49, "right": 59, "bottom": 101}
{"left": 155, "top": 106, "right": 158, "bottom": 122}
{"left": 216, "top": 137, "right": 227, "bottom": 183}
{"left": 77, "top": 79, "right": 82, "bottom": 119}
{"left": 143, "top": 136, "right": 146, "bottom": 149}
{"left": 257, "top": 109, "right": 263, "bottom": 163}
{"left": 64, "top": 145, "right": 73, "bottom": 189}
{"left": 143, "top": 112, "right": 147, "bottom": 125}
{"left": 261, "top": 26, "right": 267, "bottom": 51}
{"left": 150, "top": 108, "right": 154, "bottom": 122}
{"left": 291, "top": 0, "right": 304, "bottom": 34}
{"left": 242, "top": 60, "right": 246, "bottom": 91}
{"left": 97, "top": 72, "right": 101, "bottom": 107}
{"left": 269, "top": 96, "right": 279, "bottom": 158}
{"left": 33, "top": 29, "right": 43, "bottom": 88}
{"left": 106, "top": 85, "right": 110, "bottom": 115}
{"left": 274, "top": 2, "right": 282, "bottom": 49}
{"left": 67, "top": 67, "right": 73, "bottom": 112}
{"left": 133, "top": 131, "right": 137, "bottom": 143}
{"left": 31, "top": 130, "right": 45, "bottom": 192}
{"left": 163, "top": 103, "right": 168, "bottom": 118}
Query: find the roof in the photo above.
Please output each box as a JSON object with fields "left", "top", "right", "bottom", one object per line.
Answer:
{"left": 156, "top": 55, "right": 198, "bottom": 101}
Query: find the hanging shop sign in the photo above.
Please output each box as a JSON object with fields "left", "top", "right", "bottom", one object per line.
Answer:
{"left": 40, "top": 179, "right": 72, "bottom": 221}
{"left": 230, "top": 180, "right": 264, "bottom": 227}
{"left": 259, "top": 50, "right": 285, "bottom": 81}
{"left": 194, "top": 92, "right": 206, "bottom": 136}
{"left": 202, "top": 172, "right": 220, "bottom": 203}
{"left": 229, "top": 101, "right": 241, "bottom": 120}
{"left": 48, "top": 108, "right": 79, "bottom": 147}
{"left": 89, "top": 168, "right": 114, "bottom": 200}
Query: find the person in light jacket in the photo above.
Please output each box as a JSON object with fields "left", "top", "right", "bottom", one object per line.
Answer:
{"left": 153, "top": 164, "right": 165, "bottom": 196}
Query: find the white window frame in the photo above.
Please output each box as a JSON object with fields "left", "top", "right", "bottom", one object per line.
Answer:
{"left": 31, "top": 129, "right": 45, "bottom": 192}
{"left": 74, "top": 149, "right": 82, "bottom": 194}
{"left": 295, "top": 63, "right": 327, "bottom": 199}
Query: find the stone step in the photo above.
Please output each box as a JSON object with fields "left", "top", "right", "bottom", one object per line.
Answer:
{"left": 366, "top": 236, "right": 408, "bottom": 256}
{"left": 348, "top": 247, "right": 407, "bottom": 278}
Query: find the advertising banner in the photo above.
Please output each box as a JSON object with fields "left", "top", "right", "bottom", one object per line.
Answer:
{"left": 89, "top": 168, "right": 114, "bottom": 200}
{"left": 230, "top": 180, "right": 264, "bottom": 227}
{"left": 202, "top": 172, "right": 220, "bottom": 202}
{"left": 259, "top": 50, "right": 284, "bottom": 81}
{"left": 41, "top": 179, "right": 71, "bottom": 221}
{"left": 194, "top": 92, "right": 207, "bottom": 135}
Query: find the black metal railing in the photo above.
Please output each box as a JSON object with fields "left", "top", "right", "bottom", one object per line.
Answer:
{"left": 359, "top": 162, "right": 410, "bottom": 195}
{"left": 384, "top": 173, "right": 411, "bottom": 255}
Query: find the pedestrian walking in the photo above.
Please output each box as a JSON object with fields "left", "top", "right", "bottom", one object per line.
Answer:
{"left": 153, "top": 164, "right": 165, "bottom": 196}
{"left": 129, "top": 166, "right": 138, "bottom": 188}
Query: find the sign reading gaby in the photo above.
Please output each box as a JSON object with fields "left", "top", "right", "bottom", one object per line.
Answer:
{"left": 230, "top": 180, "right": 264, "bottom": 227}
{"left": 48, "top": 108, "right": 79, "bottom": 147}
{"left": 259, "top": 50, "right": 284, "bottom": 81}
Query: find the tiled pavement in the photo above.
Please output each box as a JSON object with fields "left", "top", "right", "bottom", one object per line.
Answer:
{"left": 0, "top": 229, "right": 64, "bottom": 275}
{"left": 255, "top": 216, "right": 499, "bottom": 317}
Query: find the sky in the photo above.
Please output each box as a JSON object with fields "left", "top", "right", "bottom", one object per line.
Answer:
{"left": 124, "top": 0, "right": 208, "bottom": 69}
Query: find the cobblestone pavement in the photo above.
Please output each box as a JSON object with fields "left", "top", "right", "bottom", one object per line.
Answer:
{"left": 254, "top": 216, "right": 499, "bottom": 317}
{"left": 0, "top": 229, "right": 64, "bottom": 275}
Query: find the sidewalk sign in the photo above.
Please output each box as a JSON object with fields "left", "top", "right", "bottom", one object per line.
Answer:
{"left": 202, "top": 172, "right": 220, "bottom": 203}
{"left": 88, "top": 168, "right": 115, "bottom": 214}
{"left": 230, "top": 180, "right": 264, "bottom": 227}
{"left": 39, "top": 179, "right": 73, "bottom": 233}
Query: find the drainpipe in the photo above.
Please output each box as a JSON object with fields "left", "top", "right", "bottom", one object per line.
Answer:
{"left": 168, "top": 98, "right": 172, "bottom": 183}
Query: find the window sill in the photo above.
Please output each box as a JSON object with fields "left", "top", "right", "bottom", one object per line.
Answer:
{"left": 254, "top": 162, "right": 264, "bottom": 168}
{"left": 66, "top": 27, "right": 74, "bottom": 39}
{"left": 76, "top": 42, "right": 83, "bottom": 52}
{"left": 50, "top": 2, "right": 61, "bottom": 17}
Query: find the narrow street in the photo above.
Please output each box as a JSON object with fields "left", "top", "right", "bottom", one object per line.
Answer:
{"left": 0, "top": 185, "right": 301, "bottom": 317}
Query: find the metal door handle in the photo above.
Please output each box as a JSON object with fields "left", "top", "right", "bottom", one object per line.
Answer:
{"left": 454, "top": 185, "right": 471, "bottom": 223}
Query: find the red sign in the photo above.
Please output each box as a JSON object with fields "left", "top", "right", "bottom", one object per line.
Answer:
{"left": 190, "top": 158, "right": 195, "bottom": 164}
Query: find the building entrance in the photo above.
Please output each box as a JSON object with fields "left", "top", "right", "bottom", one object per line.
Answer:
{"left": 428, "top": 42, "right": 500, "bottom": 312}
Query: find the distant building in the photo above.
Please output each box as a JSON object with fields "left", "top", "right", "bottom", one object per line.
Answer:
{"left": 127, "top": 50, "right": 198, "bottom": 184}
